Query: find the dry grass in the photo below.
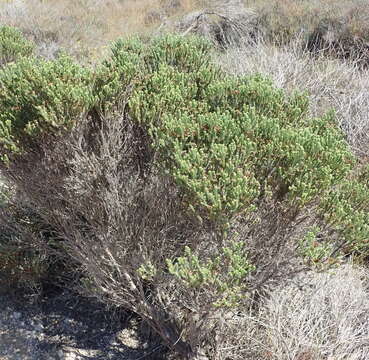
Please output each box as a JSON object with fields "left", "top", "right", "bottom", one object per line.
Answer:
{"left": 261, "top": 264, "right": 369, "bottom": 360}
{"left": 217, "top": 37, "right": 369, "bottom": 158}
{"left": 0, "top": 0, "right": 211, "bottom": 61}
{"left": 245, "top": 0, "right": 369, "bottom": 39}
{"left": 0, "top": 0, "right": 230, "bottom": 62}
{"left": 216, "top": 264, "right": 369, "bottom": 360}
{"left": 0, "top": 0, "right": 155, "bottom": 60}
{"left": 1, "top": 0, "right": 368, "bottom": 63}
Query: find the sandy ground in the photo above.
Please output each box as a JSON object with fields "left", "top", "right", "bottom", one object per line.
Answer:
{"left": 0, "top": 289, "right": 166, "bottom": 360}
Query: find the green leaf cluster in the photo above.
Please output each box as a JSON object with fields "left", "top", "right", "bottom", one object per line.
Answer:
{"left": 319, "top": 164, "right": 369, "bottom": 256}
{"left": 167, "top": 241, "right": 255, "bottom": 308}
{"left": 143, "top": 35, "right": 213, "bottom": 73}
{"left": 0, "top": 26, "right": 34, "bottom": 67}
{"left": 0, "top": 55, "right": 95, "bottom": 159}
{"left": 298, "top": 226, "right": 337, "bottom": 269}
{"left": 94, "top": 35, "right": 214, "bottom": 109}
{"left": 94, "top": 37, "right": 145, "bottom": 108}
{"left": 129, "top": 36, "right": 353, "bottom": 226}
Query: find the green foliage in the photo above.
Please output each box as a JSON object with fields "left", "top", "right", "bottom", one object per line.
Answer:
{"left": 94, "top": 37, "right": 145, "bottom": 107}
{"left": 319, "top": 164, "right": 369, "bottom": 257}
{"left": 0, "top": 55, "right": 94, "bottom": 160}
{"left": 0, "top": 26, "right": 34, "bottom": 67}
{"left": 94, "top": 35, "right": 214, "bottom": 109}
{"left": 137, "top": 260, "right": 157, "bottom": 281}
{"left": 167, "top": 241, "right": 255, "bottom": 308}
{"left": 129, "top": 38, "right": 353, "bottom": 226}
{"left": 298, "top": 226, "right": 338, "bottom": 269}
{"left": 143, "top": 35, "right": 213, "bottom": 73}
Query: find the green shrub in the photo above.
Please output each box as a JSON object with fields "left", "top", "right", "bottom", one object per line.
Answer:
{"left": 0, "top": 26, "right": 34, "bottom": 67}
{"left": 94, "top": 35, "right": 214, "bottom": 109}
{"left": 143, "top": 35, "right": 214, "bottom": 73}
{"left": 94, "top": 37, "right": 146, "bottom": 108}
{"left": 0, "top": 34, "right": 367, "bottom": 359}
{"left": 130, "top": 49, "right": 353, "bottom": 226}
{"left": 0, "top": 55, "right": 94, "bottom": 160}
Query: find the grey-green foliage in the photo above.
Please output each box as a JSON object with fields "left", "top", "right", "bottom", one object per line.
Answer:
{"left": 129, "top": 37, "right": 353, "bottom": 227}
{"left": 94, "top": 35, "right": 214, "bottom": 109}
{"left": 319, "top": 163, "right": 369, "bottom": 257}
{"left": 0, "top": 26, "right": 34, "bottom": 67}
{"left": 0, "top": 55, "right": 95, "bottom": 160}
{"left": 167, "top": 241, "right": 255, "bottom": 308}
{"left": 94, "top": 36, "right": 146, "bottom": 108}
{"left": 143, "top": 35, "right": 214, "bottom": 73}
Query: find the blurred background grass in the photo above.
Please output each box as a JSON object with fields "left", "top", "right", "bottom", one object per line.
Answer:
{"left": 0, "top": 0, "right": 368, "bottom": 63}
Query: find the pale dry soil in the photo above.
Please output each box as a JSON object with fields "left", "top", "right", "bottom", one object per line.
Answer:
{"left": 0, "top": 288, "right": 166, "bottom": 360}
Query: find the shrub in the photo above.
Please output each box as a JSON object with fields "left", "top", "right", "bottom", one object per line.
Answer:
{"left": 0, "top": 26, "right": 34, "bottom": 67}
{"left": 94, "top": 37, "right": 146, "bottom": 107}
{"left": 0, "top": 55, "right": 94, "bottom": 161}
{"left": 130, "top": 59, "right": 353, "bottom": 226}
{"left": 0, "top": 34, "right": 367, "bottom": 359}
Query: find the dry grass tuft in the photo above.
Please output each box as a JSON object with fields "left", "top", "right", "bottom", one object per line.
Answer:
{"left": 163, "top": 0, "right": 259, "bottom": 49}
{"left": 1, "top": 0, "right": 368, "bottom": 64}
{"left": 216, "top": 264, "right": 369, "bottom": 360}
{"left": 261, "top": 265, "right": 369, "bottom": 360}
{"left": 247, "top": 0, "right": 369, "bottom": 41}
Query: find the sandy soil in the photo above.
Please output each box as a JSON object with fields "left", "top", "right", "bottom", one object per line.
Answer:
{"left": 0, "top": 288, "right": 166, "bottom": 360}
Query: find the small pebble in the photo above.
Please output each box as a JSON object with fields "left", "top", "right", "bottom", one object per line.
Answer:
{"left": 34, "top": 324, "right": 43, "bottom": 332}
{"left": 13, "top": 312, "right": 21, "bottom": 319}
{"left": 64, "top": 352, "right": 77, "bottom": 360}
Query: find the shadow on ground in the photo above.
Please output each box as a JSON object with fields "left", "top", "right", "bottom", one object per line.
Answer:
{"left": 0, "top": 286, "right": 167, "bottom": 360}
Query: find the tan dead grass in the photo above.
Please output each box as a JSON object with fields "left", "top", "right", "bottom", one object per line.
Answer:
{"left": 0, "top": 0, "right": 208, "bottom": 61}
{"left": 1, "top": 0, "right": 368, "bottom": 63}
{"left": 216, "top": 264, "right": 369, "bottom": 360}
